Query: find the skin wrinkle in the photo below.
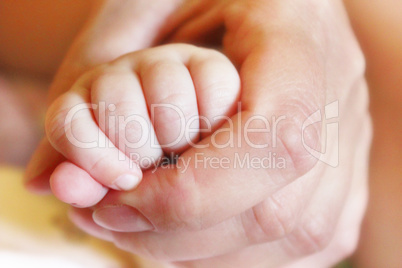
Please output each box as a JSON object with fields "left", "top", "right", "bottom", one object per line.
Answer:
{"left": 174, "top": 155, "right": 206, "bottom": 231}
{"left": 243, "top": 161, "right": 322, "bottom": 245}
{"left": 251, "top": 199, "right": 290, "bottom": 243}
{"left": 153, "top": 163, "right": 201, "bottom": 231}
{"left": 16, "top": 0, "right": 372, "bottom": 266}
{"left": 269, "top": 195, "right": 297, "bottom": 237}
{"left": 286, "top": 110, "right": 360, "bottom": 257}
{"left": 185, "top": 56, "right": 202, "bottom": 141}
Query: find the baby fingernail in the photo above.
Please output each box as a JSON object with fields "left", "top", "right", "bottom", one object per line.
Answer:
{"left": 93, "top": 205, "right": 154, "bottom": 232}
{"left": 114, "top": 174, "right": 140, "bottom": 191}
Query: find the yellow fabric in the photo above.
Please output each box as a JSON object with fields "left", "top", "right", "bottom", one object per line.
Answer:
{"left": 0, "top": 166, "right": 161, "bottom": 267}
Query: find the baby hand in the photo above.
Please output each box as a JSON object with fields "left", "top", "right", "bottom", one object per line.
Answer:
{"left": 45, "top": 44, "right": 240, "bottom": 207}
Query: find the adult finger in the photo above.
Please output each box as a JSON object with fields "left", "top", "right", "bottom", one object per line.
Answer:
{"left": 177, "top": 108, "right": 371, "bottom": 267}
{"left": 90, "top": 105, "right": 370, "bottom": 262}
{"left": 81, "top": 169, "right": 319, "bottom": 261}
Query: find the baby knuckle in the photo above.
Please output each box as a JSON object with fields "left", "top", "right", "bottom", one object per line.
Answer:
{"left": 91, "top": 69, "right": 124, "bottom": 94}
{"left": 143, "top": 59, "right": 181, "bottom": 80}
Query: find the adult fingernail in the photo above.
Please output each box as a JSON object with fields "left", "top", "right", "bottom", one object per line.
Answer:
{"left": 93, "top": 205, "right": 154, "bottom": 232}
{"left": 113, "top": 174, "right": 140, "bottom": 191}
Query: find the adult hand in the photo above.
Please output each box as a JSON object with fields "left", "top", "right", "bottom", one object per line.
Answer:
{"left": 25, "top": 0, "right": 372, "bottom": 266}
{"left": 67, "top": 0, "right": 371, "bottom": 267}
{"left": 25, "top": 0, "right": 183, "bottom": 194}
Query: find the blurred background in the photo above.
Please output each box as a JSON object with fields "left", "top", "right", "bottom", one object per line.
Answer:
{"left": 0, "top": 0, "right": 401, "bottom": 267}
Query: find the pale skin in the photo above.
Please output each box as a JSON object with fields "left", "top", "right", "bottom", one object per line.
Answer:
{"left": 0, "top": 0, "right": 392, "bottom": 267}
{"left": 23, "top": 0, "right": 372, "bottom": 267}
{"left": 45, "top": 43, "right": 241, "bottom": 206}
